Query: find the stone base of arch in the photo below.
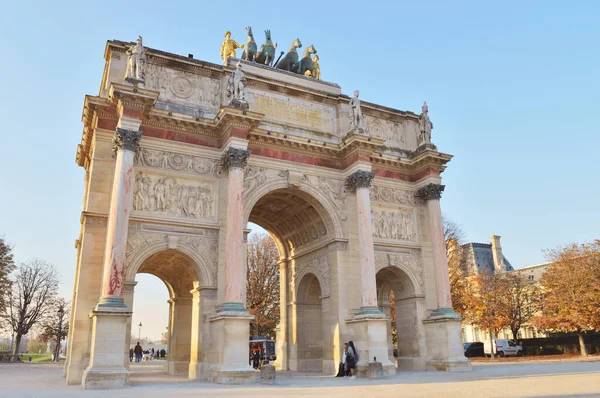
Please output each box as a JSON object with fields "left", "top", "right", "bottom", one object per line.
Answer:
{"left": 345, "top": 316, "right": 396, "bottom": 378}
{"left": 81, "top": 310, "right": 131, "bottom": 389}
{"left": 423, "top": 315, "right": 472, "bottom": 372}
{"left": 208, "top": 313, "right": 255, "bottom": 384}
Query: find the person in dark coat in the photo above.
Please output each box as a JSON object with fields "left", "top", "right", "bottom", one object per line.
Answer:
{"left": 129, "top": 348, "right": 134, "bottom": 362}
{"left": 134, "top": 342, "right": 143, "bottom": 363}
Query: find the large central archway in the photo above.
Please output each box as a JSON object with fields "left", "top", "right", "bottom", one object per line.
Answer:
{"left": 247, "top": 186, "right": 335, "bottom": 373}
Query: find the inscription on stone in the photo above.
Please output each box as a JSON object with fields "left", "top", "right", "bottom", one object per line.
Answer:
{"left": 246, "top": 89, "right": 334, "bottom": 132}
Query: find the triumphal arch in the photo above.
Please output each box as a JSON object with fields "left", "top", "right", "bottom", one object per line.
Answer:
{"left": 66, "top": 32, "right": 470, "bottom": 389}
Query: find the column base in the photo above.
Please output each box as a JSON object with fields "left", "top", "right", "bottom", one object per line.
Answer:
{"left": 82, "top": 310, "right": 131, "bottom": 389}
{"left": 217, "top": 302, "right": 249, "bottom": 314}
{"left": 209, "top": 365, "right": 256, "bottom": 384}
{"left": 346, "top": 315, "right": 396, "bottom": 378}
{"left": 423, "top": 313, "right": 471, "bottom": 372}
{"left": 96, "top": 296, "right": 128, "bottom": 310}
{"left": 209, "top": 312, "right": 255, "bottom": 384}
{"left": 82, "top": 367, "right": 128, "bottom": 389}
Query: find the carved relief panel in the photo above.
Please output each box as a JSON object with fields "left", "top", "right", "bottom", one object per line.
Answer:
{"left": 135, "top": 147, "right": 220, "bottom": 177}
{"left": 144, "top": 63, "right": 221, "bottom": 113}
{"left": 372, "top": 208, "right": 416, "bottom": 242}
{"left": 366, "top": 116, "right": 406, "bottom": 150}
{"left": 132, "top": 172, "right": 217, "bottom": 222}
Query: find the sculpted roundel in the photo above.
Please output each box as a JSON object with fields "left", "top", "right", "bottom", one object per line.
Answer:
{"left": 170, "top": 76, "right": 194, "bottom": 98}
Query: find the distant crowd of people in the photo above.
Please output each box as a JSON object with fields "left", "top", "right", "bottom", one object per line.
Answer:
{"left": 335, "top": 341, "right": 358, "bottom": 380}
{"left": 130, "top": 342, "right": 166, "bottom": 362}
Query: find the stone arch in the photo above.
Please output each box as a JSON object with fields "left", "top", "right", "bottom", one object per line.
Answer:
{"left": 125, "top": 232, "right": 215, "bottom": 288}
{"left": 243, "top": 175, "right": 344, "bottom": 241}
{"left": 375, "top": 253, "right": 423, "bottom": 296}
{"left": 376, "top": 266, "right": 415, "bottom": 302}
{"left": 295, "top": 261, "right": 330, "bottom": 298}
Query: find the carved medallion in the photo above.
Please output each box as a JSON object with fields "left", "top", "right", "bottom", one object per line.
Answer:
{"left": 169, "top": 76, "right": 194, "bottom": 99}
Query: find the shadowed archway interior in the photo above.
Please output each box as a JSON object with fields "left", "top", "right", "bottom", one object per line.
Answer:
{"left": 248, "top": 188, "right": 330, "bottom": 257}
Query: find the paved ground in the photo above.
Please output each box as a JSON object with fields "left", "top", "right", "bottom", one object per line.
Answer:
{"left": 2, "top": 359, "right": 600, "bottom": 397}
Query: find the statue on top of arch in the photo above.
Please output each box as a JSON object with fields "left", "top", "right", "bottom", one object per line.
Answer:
{"left": 125, "top": 35, "right": 147, "bottom": 86}
{"left": 220, "top": 28, "right": 322, "bottom": 80}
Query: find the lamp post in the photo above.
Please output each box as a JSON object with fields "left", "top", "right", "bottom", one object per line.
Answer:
{"left": 138, "top": 322, "right": 142, "bottom": 342}
{"left": 55, "top": 307, "right": 65, "bottom": 362}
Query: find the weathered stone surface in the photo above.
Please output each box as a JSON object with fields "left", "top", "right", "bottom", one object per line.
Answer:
{"left": 368, "top": 360, "right": 384, "bottom": 379}
{"left": 260, "top": 364, "right": 276, "bottom": 384}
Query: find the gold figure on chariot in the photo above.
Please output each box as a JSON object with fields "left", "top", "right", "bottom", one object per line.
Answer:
{"left": 220, "top": 31, "right": 244, "bottom": 65}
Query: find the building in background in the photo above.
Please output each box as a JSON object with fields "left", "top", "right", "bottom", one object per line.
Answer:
{"left": 461, "top": 235, "right": 550, "bottom": 342}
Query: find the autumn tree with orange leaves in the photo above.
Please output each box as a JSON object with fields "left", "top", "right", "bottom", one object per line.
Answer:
{"left": 533, "top": 240, "right": 600, "bottom": 356}
{"left": 246, "top": 233, "right": 280, "bottom": 337}
{"left": 464, "top": 271, "right": 510, "bottom": 358}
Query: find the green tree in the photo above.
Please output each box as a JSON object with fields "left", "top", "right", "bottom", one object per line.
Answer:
{"left": 246, "top": 233, "right": 280, "bottom": 337}
{"left": 27, "top": 338, "right": 47, "bottom": 354}
{"left": 533, "top": 240, "right": 600, "bottom": 356}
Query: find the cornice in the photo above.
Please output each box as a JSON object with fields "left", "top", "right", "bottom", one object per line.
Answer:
{"left": 248, "top": 131, "right": 340, "bottom": 160}
{"left": 77, "top": 96, "right": 111, "bottom": 169}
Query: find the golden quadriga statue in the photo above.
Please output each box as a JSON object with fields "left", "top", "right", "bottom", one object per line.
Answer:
{"left": 220, "top": 31, "right": 244, "bottom": 65}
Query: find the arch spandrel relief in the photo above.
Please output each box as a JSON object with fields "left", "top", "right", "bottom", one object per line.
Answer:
{"left": 125, "top": 230, "right": 218, "bottom": 288}
{"left": 242, "top": 167, "right": 346, "bottom": 240}
{"left": 375, "top": 252, "right": 424, "bottom": 295}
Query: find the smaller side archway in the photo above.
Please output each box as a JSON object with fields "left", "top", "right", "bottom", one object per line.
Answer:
{"left": 292, "top": 273, "right": 324, "bottom": 372}
{"left": 376, "top": 266, "right": 427, "bottom": 371}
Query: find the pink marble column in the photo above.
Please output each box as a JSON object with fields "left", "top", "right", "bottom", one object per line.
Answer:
{"left": 346, "top": 170, "right": 381, "bottom": 314}
{"left": 220, "top": 147, "right": 250, "bottom": 312}
{"left": 97, "top": 128, "right": 141, "bottom": 309}
{"left": 417, "top": 183, "right": 454, "bottom": 314}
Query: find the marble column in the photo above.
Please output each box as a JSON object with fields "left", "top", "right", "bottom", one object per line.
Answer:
{"left": 97, "top": 128, "right": 142, "bottom": 309}
{"left": 346, "top": 170, "right": 380, "bottom": 314}
{"left": 417, "top": 183, "right": 455, "bottom": 315}
{"left": 219, "top": 147, "right": 251, "bottom": 312}
{"left": 82, "top": 129, "right": 141, "bottom": 389}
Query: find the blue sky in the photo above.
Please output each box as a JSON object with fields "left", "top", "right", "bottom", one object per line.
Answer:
{"left": 1, "top": 1, "right": 598, "bottom": 339}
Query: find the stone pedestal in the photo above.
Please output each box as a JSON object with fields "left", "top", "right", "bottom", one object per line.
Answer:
{"left": 209, "top": 313, "right": 255, "bottom": 384}
{"left": 82, "top": 310, "right": 131, "bottom": 389}
{"left": 260, "top": 363, "right": 276, "bottom": 384}
{"left": 423, "top": 314, "right": 471, "bottom": 372}
{"left": 346, "top": 315, "right": 396, "bottom": 378}
{"left": 368, "top": 360, "right": 384, "bottom": 379}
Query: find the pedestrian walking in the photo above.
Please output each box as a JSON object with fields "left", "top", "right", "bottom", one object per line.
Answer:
{"left": 129, "top": 348, "right": 134, "bottom": 362}
{"left": 134, "top": 342, "right": 143, "bottom": 363}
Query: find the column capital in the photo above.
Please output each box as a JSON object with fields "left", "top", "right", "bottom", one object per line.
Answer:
{"left": 416, "top": 183, "right": 445, "bottom": 201}
{"left": 113, "top": 128, "right": 142, "bottom": 153}
{"left": 221, "top": 147, "right": 250, "bottom": 170}
{"left": 345, "top": 170, "right": 375, "bottom": 192}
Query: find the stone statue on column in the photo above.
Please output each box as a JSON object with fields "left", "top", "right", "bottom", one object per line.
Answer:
{"left": 226, "top": 62, "right": 248, "bottom": 109}
{"left": 418, "top": 101, "right": 433, "bottom": 146}
{"left": 125, "top": 35, "right": 146, "bottom": 85}
{"left": 349, "top": 90, "right": 367, "bottom": 134}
